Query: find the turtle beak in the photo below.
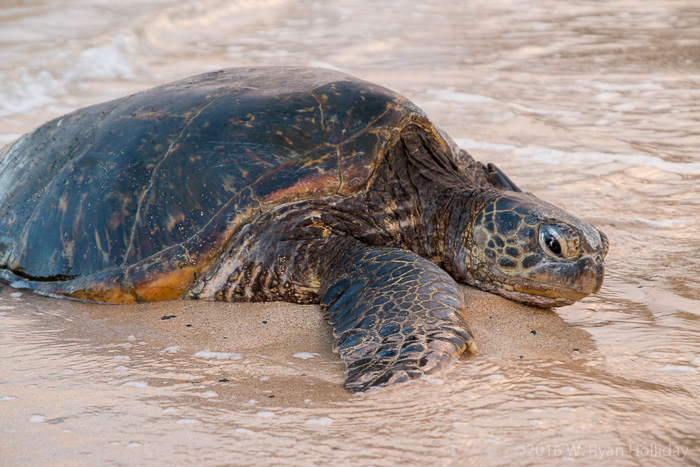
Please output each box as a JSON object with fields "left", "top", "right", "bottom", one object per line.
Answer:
{"left": 590, "top": 228, "right": 608, "bottom": 294}
{"left": 570, "top": 226, "right": 607, "bottom": 296}
{"left": 573, "top": 255, "right": 605, "bottom": 295}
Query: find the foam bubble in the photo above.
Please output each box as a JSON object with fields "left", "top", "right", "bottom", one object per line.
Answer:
{"left": 123, "top": 381, "right": 148, "bottom": 388}
{"left": 305, "top": 417, "right": 333, "bottom": 426}
{"left": 424, "top": 377, "right": 444, "bottom": 385}
{"left": 0, "top": 70, "right": 64, "bottom": 118}
{"left": 68, "top": 35, "right": 135, "bottom": 82}
{"left": 194, "top": 351, "right": 242, "bottom": 360}
{"left": 293, "top": 352, "right": 320, "bottom": 359}
{"left": 424, "top": 89, "right": 496, "bottom": 105}
{"left": 659, "top": 365, "right": 695, "bottom": 373}
{"left": 589, "top": 80, "right": 663, "bottom": 92}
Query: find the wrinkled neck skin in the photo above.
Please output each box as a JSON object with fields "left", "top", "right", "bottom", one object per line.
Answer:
{"left": 348, "top": 125, "right": 494, "bottom": 273}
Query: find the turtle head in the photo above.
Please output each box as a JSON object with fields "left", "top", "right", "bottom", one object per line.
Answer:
{"left": 450, "top": 191, "right": 608, "bottom": 308}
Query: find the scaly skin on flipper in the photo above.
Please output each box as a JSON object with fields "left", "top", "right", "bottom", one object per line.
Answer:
{"left": 320, "top": 240, "right": 475, "bottom": 392}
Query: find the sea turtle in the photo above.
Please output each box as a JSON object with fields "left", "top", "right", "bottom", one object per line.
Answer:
{"left": 0, "top": 67, "right": 608, "bottom": 391}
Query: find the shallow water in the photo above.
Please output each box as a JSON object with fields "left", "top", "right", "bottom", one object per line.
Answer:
{"left": 1, "top": 0, "right": 699, "bottom": 465}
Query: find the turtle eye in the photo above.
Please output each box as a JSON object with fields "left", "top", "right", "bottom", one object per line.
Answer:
{"left": 539, "top": 224, "right": 578, "bottom": 259}
{"left": 542, "top": 230, "right": 561, "bottom": 255}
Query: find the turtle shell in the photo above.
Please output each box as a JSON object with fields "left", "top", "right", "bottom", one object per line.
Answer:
{"left": 0, "top": 67, "right": 446, "bottom": 302}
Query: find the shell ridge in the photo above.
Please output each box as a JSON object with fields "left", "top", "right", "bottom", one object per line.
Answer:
{"left": 310, "top": 87, "right": 327, "bottom": 139}
{"left": 121, "top": 92, "right": 224, "bottom": 266}
{"left": 123, "top": 187, "right": 259, "bottom": 279}
{"left": 335, "top": 146, "right": 343, "bottom": 194}
{"left": 335, "top": 103, "right": 408, "bottom": 194}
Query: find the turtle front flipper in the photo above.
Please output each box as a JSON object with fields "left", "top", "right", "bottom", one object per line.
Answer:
{"left": 320, "top": 241, "right": 476, "bottom": 392}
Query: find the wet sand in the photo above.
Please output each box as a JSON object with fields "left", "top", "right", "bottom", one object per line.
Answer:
{"left": 4, "top": 284, "right": 594, "bottom": 402}
{"left": 87, "top": 285, "right": 594, "bottom": 368}
{"left": 0, "top": 286, "right": 597, "bottom": 465}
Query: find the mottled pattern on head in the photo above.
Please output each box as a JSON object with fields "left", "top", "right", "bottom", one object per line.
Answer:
{"left": 462, "top": 190, "right": 608, "bottom": 307}
{"left": 473, "top": 196, "right": 541, "bottom": 270}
